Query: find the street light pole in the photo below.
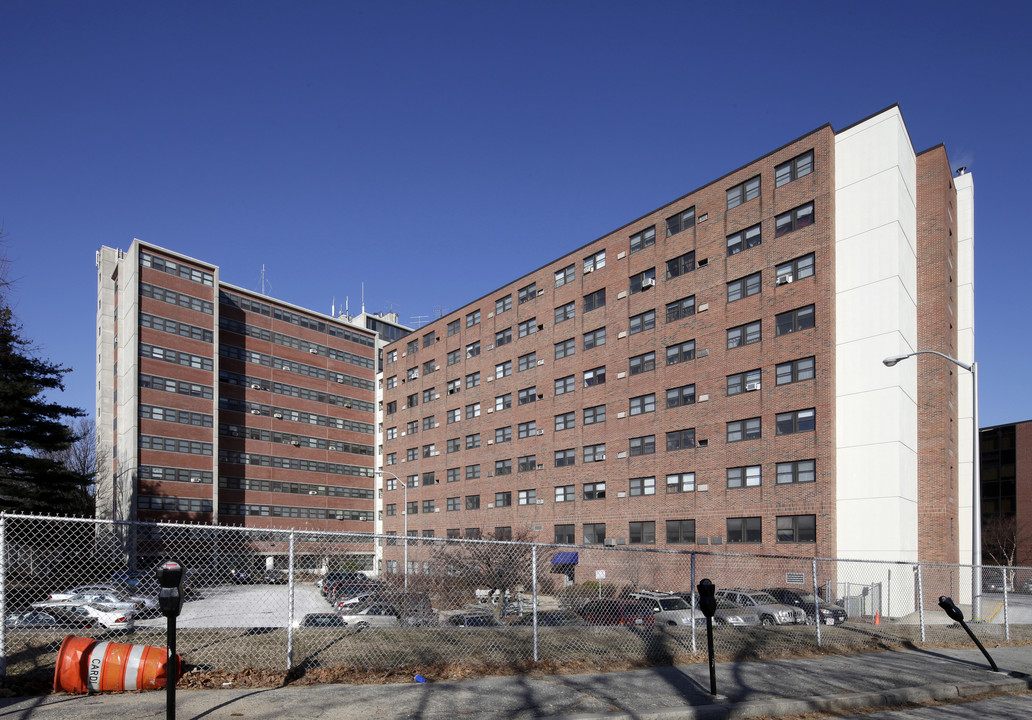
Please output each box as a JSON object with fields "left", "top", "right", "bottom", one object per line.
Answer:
{"left": 376, "top": 469, "right": 408, "bottom": 590}
{"left": 883, "top": 350, "right": 981, "bottom": 619}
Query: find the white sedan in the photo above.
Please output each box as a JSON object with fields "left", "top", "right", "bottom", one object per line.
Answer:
{"left": 339, "top": 604, "right": 401, "bottom": 629}
{"left": 31, "top": 601, "right": 135, "bottom": 630}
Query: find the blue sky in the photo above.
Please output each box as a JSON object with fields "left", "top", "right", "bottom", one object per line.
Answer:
{"left": 2, "top": 1, "right": 1030, "bottom": 428}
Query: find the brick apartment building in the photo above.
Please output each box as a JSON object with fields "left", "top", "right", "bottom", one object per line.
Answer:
{"left": 980, "top": 420, "right": 1032, "bottom": 567}
{"left": 378, "top": 105, "right": 977, "bottom": 573}
{"left": 95, "top": 241, "right": 409, "bottom": 570}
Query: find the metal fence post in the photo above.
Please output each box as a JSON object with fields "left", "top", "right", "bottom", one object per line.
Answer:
{"left": 811, "top": 557, "right": 822, "bottom": 648}
{"left": 287, "top": 529, "right": 296, "bottom": 670}
{"left": 1002, "top": 573, "right": 1010, "bottom": 642}
{"left": 531, "top": 544, "right": 538, "bottom": 663}
{"left": 690, "top": 551, "right": 697, "bottom": 655}
{"left": 916, "top": 564, "right": 925, "bottom": 643}
{"left": 0, "top": 514, "right": 6, "bottom": 679}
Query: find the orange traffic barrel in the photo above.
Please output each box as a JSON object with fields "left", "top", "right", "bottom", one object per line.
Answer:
{"left": 53, "top": 635, "right": 181, "bottom": 694}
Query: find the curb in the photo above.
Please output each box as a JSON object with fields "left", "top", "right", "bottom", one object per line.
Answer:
{"left": 545, "top": 676, "right": 1032, "bottom": 720}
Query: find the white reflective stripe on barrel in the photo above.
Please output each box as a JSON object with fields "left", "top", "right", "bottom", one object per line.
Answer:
{"left": 122, "top": 643, "right": 148, "bottom": 690}
{"left": 86, "top": 641, "right": 110, "bottom": 692}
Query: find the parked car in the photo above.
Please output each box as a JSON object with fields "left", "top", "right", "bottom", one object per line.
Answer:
{"left": 440, "top": 610, "right": 502, "bottom": 628}
{"left": 46, "top": 584, "right": 125, "bottom": 601}
{"left": 673, "top": 592, "right": 762, "bottom": 627}
{"left": 229, "top": 569, "right": 258, "bottom": 584}
{"left": 31, "top": 601, "right": 135, "bottom": 629}
{"left": 630, "top": 591, "right": 703, "bottom": 627}
{"left": 37, "top": 592, "right": 142, "bottom": 617}
{"left": 6, "top": 609, "right": 96, "bottom": 630}
{"left": 982, "top": 569, "right": 1014, "bottom": 593}
{"left": 333, "top": 591, "right": 378, "bottom": 610}
{"left": 297, "top": 613, "right": 347, "bottom": 628}
{"left": 715, "top": 589, "right": 806, "bottom": 626}
{"left": 511, "top": 610, "right": 586, "bottom": 627}
{"left": 1022, "top": 578, "right": 1032, "bottom": 594}
{"left": 318, "top": 571, "right": 373, "bottom": 592}
{"left": 764, "top": 588, "right": 848, "bottom": 625}
{"left": 339, "top": 603, "right": 402, "bottom": 629}
{"left": 578, "top": 599, "right": 655, "bottom": 627}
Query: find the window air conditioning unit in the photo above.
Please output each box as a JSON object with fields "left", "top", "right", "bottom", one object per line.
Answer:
{"left": 273, "top": 413, "right": 283, "bottom": 419}
{"left": 536, "top": 464, "right": 544, "bottom": 470}
{"left": 776, "top": 274, "right": 793, "bottom": 286}
{"left": 745, "top": 382, "right": 761, "bottom": 391}
{"left": 603, "top": 538, "right": 617, "bottom": 546}
{"left": 190, "top": 477, "right": 201, "bottom": 483}
{"left": 641, "top": 278, "right": 655, "bottom": 289}
{"left": 308, "top": 490, "right": 318, "bottom": 495}
{"left": 536, "top": 499, "right": 544, "bottom": 505}
{"left": 536, "top": 429, "right": 544, "bottom": 435}
{"left": 337, "top": 378, "right": 345, "bottom": 383}
{"left": 250, "top": 383, "right": 262, "bottom": 390}
{"left": 309, "top": 347, "right": 319, "bottom": 354}
{"left": 487, "top": 503, "right": 494, "bottom": 509}
{"left": 291, "top": 440, "right": 300, "bottom": 446}
{"left": 598, "top": 454, "right": 605, "bottom": 460}
{"left": 250, "top": 409, "right": 261, "bottom": 415}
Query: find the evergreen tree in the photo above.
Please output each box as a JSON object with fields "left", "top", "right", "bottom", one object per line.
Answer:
{"left": 0, "top": 304, "right": 85, "bottom": 513}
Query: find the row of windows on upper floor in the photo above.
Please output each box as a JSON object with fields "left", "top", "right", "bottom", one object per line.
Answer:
{"left": 217, "top": 449, "right": 372, "bottom": 478}
{"left": 219, "top": 289, "right": 376, "bottom": 348}
{"left": 384, "top": 407, "right": 816, "bottom": 469}
{"left": 390, "top": 250, "right": 815, "bottom": 383}
{"left": 217, "top": 395, "right": 375, "bottom": 435}
{"left": 384, "top": 459, "right": 815, "bottom": 513}
{"left": 383, "top": 305, "right": 816, "bottom": 418}
{"left": 141, "top": 251, "right": 215, "bottom": 287}
{"left": 218, "top": 423, "right": 375, "bottom": 456}
{"left": 219, "top": 369, "right": 374, "bottom": 414}
{"left": 395, "top": 151, "right": 816, "bottom": 357}
{"left": 220, "top": 317, "right": 375, "bottom": 370}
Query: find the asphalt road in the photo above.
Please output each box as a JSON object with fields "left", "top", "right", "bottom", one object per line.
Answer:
{"left": 135, "top": 581, "right": 330, "bottom": 629}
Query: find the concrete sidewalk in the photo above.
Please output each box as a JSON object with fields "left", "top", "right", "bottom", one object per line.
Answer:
{"left": 1, "top": 647, "right": 1030, "bottom": 720}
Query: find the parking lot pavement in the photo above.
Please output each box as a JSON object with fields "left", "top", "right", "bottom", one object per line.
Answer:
{"left": 136, "top": 581, "right": 329, "bottom": 629}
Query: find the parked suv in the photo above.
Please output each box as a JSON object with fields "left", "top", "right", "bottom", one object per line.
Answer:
{"left": 673, "top": 592, "right": 761, "bottom": 627}
{"left": 630, "top": 591, "right": 703, "bottom": 627}
{"left": 763, "top": 588, "right": 848, "bottom": 625}
{"left": 715, "top": 589, "right": 806, "bottom": 626}
{"left": 578, "top": 599, "right": 655, "bottom": 627}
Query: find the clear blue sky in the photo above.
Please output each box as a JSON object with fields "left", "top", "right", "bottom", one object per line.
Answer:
{"left": 2, "top": 1, "right": 1030, "bottom": 428}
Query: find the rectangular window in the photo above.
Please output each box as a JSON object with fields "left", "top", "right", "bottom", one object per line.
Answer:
{"left": 495, "top": 426, "right": 512, "bottom": 443}
{"left": 422, "top": 388, "right": 435, "bottom": 403}
{"left": 629, "top": 226, "right": 656, "bottom": 253}
{"left": 407, "top": 367, "right": 419, "bottom": 381}
{"left": 584, "top": 288, "right": 606, "bottom": 312}
{"left": 775, "top": 253, "right": 815, "bottom": 285}
{"left": 518, "top": 352, "right": 537, "bottom": 372}
{"left": 629, "top": 477, "right": 655, "bottom": 497}
{"left": 775, "top": 202, "right": 815, "bottom": 237}
{"left": 447, "top": 319, "right": 461, "bottom": 336}
{"left": 465, "top": 432, "right": 480, "bottom": 449}
{"left": 775, "top": 150, "right": 814, "bottom": 187}
{"left": 583, "top": 443, "right": 606, "bottom": 462}
{"left": 727, "top": 516, "right": 762, "bottom": 543}
{"left": 583, "top": 250, "right": 606, "bottom": 273}
{"left": 422, "top": 443, "right": 435, "bottom": 458}
{"left": 629, "top": 394, "right": 655, "bottom": 415}
{"left": 494, "top": 527, "right": 512, "bottom": 541}
{"left": 447, "top": 349, "right": 461, "bottom": 366}
{"left": 495, "top": 491, "right": 511, "bottom": 507}
{"left": 555, "top": 375, "right": 575, "bottom": 395}
{"left": 495, "top": 360, "right": 512, "bottom": 379}
{"left": 447, "top": 378, "right": 461, "bottom": 395}
{"left": 465, "top": 402, "right": 481, "bottom": 420}
{"left": 407, "top": 501, "right": 419, "bottom": 515}
{"left": 466, "top": 341, "right": 480, "bottom": 358}
{"left": 665, "top": 295, "right": 695, "bottom": 322}
{"left": 496, "top": 294, "right": 512, "bottom": 314}
{"left": 776, "top": 408, "right": 816, "bottom": 435}
{"left": 518, "top": 318, "right": 538, "bottom": 337}
{"left": 666, "top": 251, "right": 696, "bottom": 280}
{"left": 776, "top": 356, "right": 815, "bottom": 385}
{"left": 447, "top": 408, "right": 460, "bottom": 424}
{"left": 666, "top": 340, "right": 695, "bottom": 365}
{"left": 583, "top": 523, "right": 606, "bottom": 544}
{"left": 583, "top": 327, "right": 606, "bottom": 350}
{"left": 629, "top": 521, "right": 656, "bottom": 545}
{"left": 666, "top": 473, "right": 695, "bottom": 493}
{"left": 466, "top": 309, "right": 481, "bottom": 328}
{"left": 385, "top": 503, "right": 397, "bottom": 517}
{"left": 466, "top": 371, "right": 480, "bottom": 389}
{"left": 518, "top": 282, "right": 537, "bottom": 304}
{"left": 777, "top": 514, "right": 816, "bottom": 543}
{"left": 554, "top": 264, "right": 574, "bottom": 287}
{"left": 727, "top": 417, "right": 762, "bottom": 442}
{"left": 666, "top": 384, "right": 696, "bottom": 408}
{"left": 554, "top": 338, "right": 575, "bottom": 359}
{"left": 466, "top": 464, "right": 481, "bottom": 479}
{"left": 666, "top": 207, "right": 695, "bottom": 237}
{"left": 726, "top": 176, "right": 760, "bottom": 209}
{"left": 726, "top": 224, "right": 762, "bottom": 256}
{"left": 446, "top": 529, "right": 460, "bottom": 539}
{"left": 447, "top": 466, "right": 460, "bottom": 481}
{"left": 495, "top": 393, "right": 512, "bottom": 411}
{"left": 630, "top": 267, "right": 656, "bottom": 294}
{"left": 407, "top": 339, "right": 419, "bottom": 355}
{"left": 777, "top": 459, "right": 816, "bottom": 484}
{"left": 583, "top": 482, "right": 606, "bottom": 500}
{"left": 466, "top": 494, "right": 480, "bottom": 510}
{"left": 727, "top": 272, "right": 762, "bottom": 302}
{"left": 666, "top": 519, "right": 696, "bottom": 544}
{"left": 518, "top": 488, "right": 537, "bottom": 505}
{"left": 666, "top": 428, "right": 695, "bottom": 451}
{"left": 629, "top": 435, "right": 655, "bottom": 456}
{"left": 629, "top": 351, "right": 655, "bottom": 375}
{"left": 495, "top": 327, "right": 512, "bottom": 347}
{"left": 495, "top": 459, "right": 512, "bottom": 476}
{"left": 584, "top": 404, "right": 605, "bottom": 425}
{"left": 555, "top": 301, "right": 575, "bottom": 325}
{"left": 727, "top": 465, "right": 762, "bottom": 488}
{"left": 406, "top": 448, "right": 418, "bottom": 461}
{"left": 727, "top": 320, "right": 762, "bottom": 348}
{"left": 555, "top": 524, "right": 575, "bottom": 544}
{"left": 517, "top": 420, "right": 536, "bottom": 438}
{"left": 518, "top": 387, "right": 538, "bottom": 406}
{"left": 555, "top": 411, "right": 575, "bottom": 430}
{"left": 554, "top": 449, "right": 575, "bottom": 467}
{"left": 583, "top": 365, "right": 606, "bottom": 387}
{"left": 727, "top": 368, "right": 762, "bottom": 395}
{"left": 554, "top": 484, "right": 575, "bottom": 502}
{"left": 629, "top": 309, "right": 656, "bottom": 335}
{"left": 423, "top": 331, "right": 436, "bottom": 348}
{"left": 422, "top": 500, "right": 435, "bottom": 514}
{"left": 776, "top": 305, "right": 815, "bottom": 335}
{"left": 447, "top": 497, "right": 460, "bottom": 512}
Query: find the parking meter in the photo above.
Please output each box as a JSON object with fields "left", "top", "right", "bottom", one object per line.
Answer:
{"left": 938, "top": 596, "right": 998, "bottom": 672}
{"left": 156, "top": 561, "right": 185, "bottom": 618}
{"left": 697, "top": 579, "right": 718, "bottom": 696}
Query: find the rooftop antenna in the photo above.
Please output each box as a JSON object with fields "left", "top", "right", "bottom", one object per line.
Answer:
{"left": 258, "top": 265, "right": 272, "bottom": 296}
{"left": 411, "top": 315, "right": 429, "bottom": 328}
{"left": 434, "top": 305, "right": 449, "bottom": 318}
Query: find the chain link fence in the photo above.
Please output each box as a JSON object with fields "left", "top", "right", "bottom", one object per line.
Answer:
{"left": 2, "top": 513, "right": 1030, "bottom": 690}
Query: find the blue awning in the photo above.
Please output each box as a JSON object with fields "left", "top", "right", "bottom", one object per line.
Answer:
{"left": 552, "top": 552, "right": 579, "bottom": 565}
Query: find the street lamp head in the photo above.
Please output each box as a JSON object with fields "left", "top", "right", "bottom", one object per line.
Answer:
{"left": 882, "top": 355, "right": 906, "bottom": 367}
